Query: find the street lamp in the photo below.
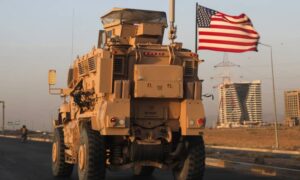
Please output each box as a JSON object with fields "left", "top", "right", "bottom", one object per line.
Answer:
{"left": 0, "top": 101, "right": 5, "bottom": 134}
{"left": 259, "top": 42, "right": 279, "bottom": 149}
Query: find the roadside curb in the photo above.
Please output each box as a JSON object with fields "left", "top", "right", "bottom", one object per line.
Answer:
{"left": 206, "top": 145, "right": 300, "bottom": 156}
{"left": 0, "top": 134, "right": 52, "bottom": 142}
{"left": 206, "top": 157, "right": 300, "bottom": 179}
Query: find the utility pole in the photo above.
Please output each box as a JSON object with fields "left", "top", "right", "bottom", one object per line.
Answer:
{"left": 0, "top": 101, "right": 5, "bottom": 134}
{"left": 259, "top": 42, "right": 279, "bottom": 149}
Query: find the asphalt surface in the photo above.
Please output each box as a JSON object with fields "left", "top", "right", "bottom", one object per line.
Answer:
{"left": 0, "top": 137, "right": 284, "bottom": 180}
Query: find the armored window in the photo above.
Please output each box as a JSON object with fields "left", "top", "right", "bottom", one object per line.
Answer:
{"left": 184, "top": 61, "right": 194, "bottom": 77}
{"left": 106, "top": 30, "right": 114, "bottom": 38}
{"left": 113, "top": 55, "right": 125, "bottom": 75}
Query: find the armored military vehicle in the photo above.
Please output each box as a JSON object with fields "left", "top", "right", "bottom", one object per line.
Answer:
{"left": 48, "top": 1, "right": 206, "bottom": 179}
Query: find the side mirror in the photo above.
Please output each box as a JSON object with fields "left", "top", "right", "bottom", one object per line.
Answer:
{"left": 48, "top": 69, "right": 57, "bottom": 85}
{"left": 98, "top": 30, "right": 106, "bottom": 48}
{"left": 48, "top": 70, "right": 65, "bottom": 96}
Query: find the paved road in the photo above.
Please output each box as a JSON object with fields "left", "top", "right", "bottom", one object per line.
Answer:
{"left": 0, "top": 137, "right": 283, "bottom": 180}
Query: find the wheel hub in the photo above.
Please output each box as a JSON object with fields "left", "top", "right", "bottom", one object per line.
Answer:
{"left": 52, "top": 142, "right": 58, "bottom": 163}
{"left": 78, "top": 144, "right": 86, "bottom": 170}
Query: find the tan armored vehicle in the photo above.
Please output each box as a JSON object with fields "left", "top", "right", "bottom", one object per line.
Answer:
{"left": 48, "top": 1, "right": 206, "bottom": 180}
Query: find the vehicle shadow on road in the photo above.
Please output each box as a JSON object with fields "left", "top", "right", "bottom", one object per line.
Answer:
{"left": 109, "top": 176, "right": 162, "bottom": 180}
{"left": 65, "top": 170, "right": 166, "bottom": 180}
{"left": 105, "top": 170, "right": 170, "bottom": 180}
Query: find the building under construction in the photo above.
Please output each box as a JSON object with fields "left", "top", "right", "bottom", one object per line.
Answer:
{"left": 284, "top": 90, "right": 300, "bottom": 127}
{"left": 217, "top": 80, "right": 262, "bottom": 128}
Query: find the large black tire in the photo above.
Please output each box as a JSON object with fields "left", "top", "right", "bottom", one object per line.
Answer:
{"left": 78, "top": 123, "right": 106, "bottom": 180}
{"left": 52, "top": 128, "right": 74, "bottom": 177}
{"left": 133, "top": 165, "right": 155, "bottom": 176}
{"left": 173, "top": 136, "right": 205, "bottom": 180}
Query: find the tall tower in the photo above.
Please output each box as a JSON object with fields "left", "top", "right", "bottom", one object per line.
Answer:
{"left": 214, "top": 54, "right": 262, "bottom": 128}
{"left": 213, "top": 53, "right": 240, "bottom": 84}
{"left": 284, "top": 90, "right": 300, "bottom": 127}
{"left": 217, "top": 81, "right": 262, "bottom": 128}
{"left": 213, "top": 54, "right": 240, "bottom": 127}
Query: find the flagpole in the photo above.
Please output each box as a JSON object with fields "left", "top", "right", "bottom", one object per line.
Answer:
{"left": 259, "top": 42, "right": 279, "bottom": 149}
{"left": 195, "top": 2, "right": 198, "bottom": 54}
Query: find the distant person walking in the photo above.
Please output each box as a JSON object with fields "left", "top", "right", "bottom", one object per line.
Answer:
{"left": 20, "top": 125, "right": 28, "bottom": 143}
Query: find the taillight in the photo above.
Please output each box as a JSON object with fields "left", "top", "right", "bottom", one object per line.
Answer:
{"left": 119, "top": 119, "right": 125, "bottom": 126}
{"left": 110, "top": 117, "right": 118, "bottom": 123}
{"left": 197, "top": 118, "right": 206, "bottom": 126}
{"left": 189, "top": 120, "right": 195, "bottom": 126}
{"left": 110, "top": 117, "right": 125, "bottom": 127}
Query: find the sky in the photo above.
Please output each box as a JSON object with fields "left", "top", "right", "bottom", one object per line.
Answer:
{"left": 1, "top": 0, "right": 300, "bottom": 131}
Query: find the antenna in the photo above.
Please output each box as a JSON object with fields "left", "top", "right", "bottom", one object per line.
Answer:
{"left": 168, "top": 0, "right": 177, "bottom": 43}
{"left": 70, "top": 8, "right": 75, "bottom": 64}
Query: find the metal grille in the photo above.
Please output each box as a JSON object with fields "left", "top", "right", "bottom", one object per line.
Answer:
{"left": 78, "top": 61, "right": 86, "bottom": 76}
{"left": 184, "top": 61, "right": 194, "bottom": 76}
{"left": 67, "top": 68, "right": 74, "bottom": 86}
{"left": 88, "top": 57, "right": 96, "bottom": 72}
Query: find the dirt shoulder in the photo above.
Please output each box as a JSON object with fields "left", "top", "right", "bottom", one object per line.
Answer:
{"left": 204, "top": 127, "right": 300, "bottom": 151}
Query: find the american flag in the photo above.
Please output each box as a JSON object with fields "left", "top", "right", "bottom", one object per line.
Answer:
{"left": 197, "top": 5, "right": 260, "bottom": 53}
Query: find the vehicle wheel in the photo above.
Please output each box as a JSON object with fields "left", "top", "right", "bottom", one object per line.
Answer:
{"left": 133, "top": 165, "right": 155, "bottom": 176}
{"left": 173, "top": 136, "right": 205, "bottom": 180}
{"left": 52, "top": 128, "right": 74, "bottom": 177}
{"left": 78, "top": 123, "right": 106, "bottom": 180}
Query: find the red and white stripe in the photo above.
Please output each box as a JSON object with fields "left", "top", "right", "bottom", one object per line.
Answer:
{"left": 198, "top": 13, "right": 260, "bottom": 53}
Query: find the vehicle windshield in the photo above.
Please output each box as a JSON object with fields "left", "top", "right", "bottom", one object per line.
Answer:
{"left": 101, "top": 8, "right": 168, "bottom": 27}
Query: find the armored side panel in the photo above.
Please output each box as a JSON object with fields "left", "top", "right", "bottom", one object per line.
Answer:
{"left": 98, "top": 50, "right": 113, "bottom": 94}
{"left": 134, "top": 65, "right": 183, "bottom": 98}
